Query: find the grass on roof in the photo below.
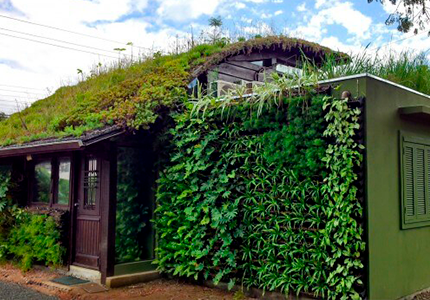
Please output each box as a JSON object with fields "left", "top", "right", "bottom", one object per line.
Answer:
{"left": 0, "top": 36, "right": 340, "bottom": 146}
{"left": 0, "top": 35, "right": 429, "bottom": 147}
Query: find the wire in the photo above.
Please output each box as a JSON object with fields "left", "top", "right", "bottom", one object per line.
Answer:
{"left": 0, "top": 94, "right": 40, "bottom": 100}
{"left": 0, "top": 32, "right": 119, "bottom": 59}
{"left": 0, "top": 84, "right": 45, "bottom": 91}
{"left": 0, "top": 27, "right": 131, "bottom": 57}
{"left": 0, "top": 98, "right": 32, "bottom": 104}
{"left": 0, "top": 88, "right": 44, "bottom": 96}
{"left": 0, "top": 14, "right": 152, "bottom": 51}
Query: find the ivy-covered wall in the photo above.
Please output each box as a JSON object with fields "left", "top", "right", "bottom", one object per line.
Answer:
{"left": 154, "top": 94, "right": 365, "bottom": 299}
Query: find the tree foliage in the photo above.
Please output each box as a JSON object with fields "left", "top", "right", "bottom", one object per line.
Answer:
{"left": 370, "top": 0, "right": 430, "bottom": 34}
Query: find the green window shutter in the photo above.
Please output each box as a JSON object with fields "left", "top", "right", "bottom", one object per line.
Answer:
{"left": 402, "top": 137, "right": 430, "bottom": 228}
{"left": 415, "top": 146, "right": 426, "bottom": 216}
{"left": 404, "top": 144, "right": 414, "bottom": 219}
{"left": 403, "top": 143, "right": 415, "bottom": 222}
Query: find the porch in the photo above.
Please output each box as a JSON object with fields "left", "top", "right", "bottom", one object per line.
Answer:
{"left": 0, "top": 127, "right": 157, "bottom": 284}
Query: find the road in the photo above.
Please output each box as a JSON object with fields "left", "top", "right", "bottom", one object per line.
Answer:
{"left": 0, "top": 281, "right": 58, "bottom": 300}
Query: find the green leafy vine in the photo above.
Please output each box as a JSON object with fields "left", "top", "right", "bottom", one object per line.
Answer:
{"left": 154, "top": 91, "right": 365, "bottom": 299}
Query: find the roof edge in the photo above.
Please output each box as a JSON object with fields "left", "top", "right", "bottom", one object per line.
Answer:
{"left": 318, "top": 73, "right": 430, "bottom": 100}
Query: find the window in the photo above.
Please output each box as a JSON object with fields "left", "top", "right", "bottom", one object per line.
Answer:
{"left": 83, "top": 157, "right": 98, "bottom": 210}
{"left": 57, "top": 158, "right": 71, "bottom": 205}
{"left": 31, "top": 157, "right": 71, "bottom": 207}
{"left": 401, "top": 133, "right": 430, "bottom": 229}
{"left": 33, "top": 160, "right": 52, "bottom": 203}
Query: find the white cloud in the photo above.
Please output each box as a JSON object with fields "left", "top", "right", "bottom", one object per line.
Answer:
{"left": 156, "top": 0, "right": 224, "bottom": 22}
{"left": 297, "top": 3, "right": 306, "bottom": 12}
{"left": 233, "top": 2, "right": 246, "bottom": 9}
{"left": 0, "top": 0, "right": 191, "bottom": 113}
{"left": 274, "top": 10, "right": 283, "bottom": 16}
{"left": 314, "top": 0, "right": 328, "bottom": 9}
{"left": 293, "top": 1, "right": 372, "bottom": 41}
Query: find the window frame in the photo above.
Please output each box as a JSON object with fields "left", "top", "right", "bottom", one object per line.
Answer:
{"left": 400, "top": 132, "right": 430, "bottom": 229}
{"left": 29, "top": 153, "right": 73, "bottom": 209}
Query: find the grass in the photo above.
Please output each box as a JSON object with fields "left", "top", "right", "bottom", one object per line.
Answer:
{"left": 0, "top": 36, "right": 341, "bottom": 146}
{"left": 0, "top": 35, "right": 428, "bottom": 146}
{"left": 307, "top": 50, "right": 430, "bottom": 95}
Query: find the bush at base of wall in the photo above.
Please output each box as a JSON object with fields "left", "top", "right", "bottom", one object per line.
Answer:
{"left": 5, "top": 212, "right": 65, "bottom": 271}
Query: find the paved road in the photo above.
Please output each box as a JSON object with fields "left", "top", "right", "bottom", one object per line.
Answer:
{"left": 0, "top": 281, "right": 58, "bottom": 300}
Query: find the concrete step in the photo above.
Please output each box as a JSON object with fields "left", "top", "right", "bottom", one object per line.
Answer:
{"left": 106, "top": 270, "right": 160, "bottom": 288}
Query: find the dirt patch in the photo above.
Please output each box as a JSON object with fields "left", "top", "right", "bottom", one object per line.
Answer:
{"left": 0, "top": 264, "right": 250, "bottom": 300}
{"left": 0, "top": 263, "right": 70, "bottom": 299}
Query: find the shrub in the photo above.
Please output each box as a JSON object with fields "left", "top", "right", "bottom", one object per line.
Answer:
{"left": 7, "top": 213, "right": 64, "bottom": 271}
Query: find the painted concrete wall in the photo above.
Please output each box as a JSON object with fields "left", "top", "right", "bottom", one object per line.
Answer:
{"left": 364, "top": 77, "right": 430, "bottom": 299}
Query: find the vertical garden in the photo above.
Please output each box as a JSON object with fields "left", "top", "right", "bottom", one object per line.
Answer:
{"left": 154, "top": 90, "right": 365, "bottom": 299}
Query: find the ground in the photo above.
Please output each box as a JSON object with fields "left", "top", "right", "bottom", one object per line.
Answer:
{"left": 0, "top": 281, "right": 58, "bottom": 300}
{"left": 0, "top": 264, "right": 250, "bottom": 300}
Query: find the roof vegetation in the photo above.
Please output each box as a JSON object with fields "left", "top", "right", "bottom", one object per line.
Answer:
{"left": 0, "top": 36, "right": 341, "bottom": 146}
{"left": 0, "top": 35, "right": 429, "bottom": 147}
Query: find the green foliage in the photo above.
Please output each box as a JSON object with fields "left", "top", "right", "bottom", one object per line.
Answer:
{"left": 6, "top": 213, "right": 65, "bottom": 271}
{"left": 154, "top": 90, "right": 365, "bottom": 298}
{"left": 320, "top": 96, "right": 365, "bottom": 299}
{"left": 309, "top": 50, "right": 430, "bottom": 95}
{"left": 0, "top": 166, "right": 64, "bottom": 271}
{"left": 115, "top": 147, "right": 150, "bottom": 263}
{"left": 0, "top": 167, "right": 12, "bottom": 258}
{"left": 0, "top": 36, "right": 342, "bottom": 146}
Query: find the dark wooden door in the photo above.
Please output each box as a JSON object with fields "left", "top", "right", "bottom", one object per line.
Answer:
{"left": 73, "top": 155, "right": 101, "bottom": 269}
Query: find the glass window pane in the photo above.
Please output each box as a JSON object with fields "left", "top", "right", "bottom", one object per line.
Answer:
{"left": 57, "top": 158, "right": 71, "bottom": 205}
{"left": 84, "top": 157, "right": 98, "bottom": 209}
{"left": 33, "top": 161, "right": 51, "bottom": 203}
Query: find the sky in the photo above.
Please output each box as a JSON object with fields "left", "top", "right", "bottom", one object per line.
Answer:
{"left": 0, "top": 0, "right": 429, "bottom": 114}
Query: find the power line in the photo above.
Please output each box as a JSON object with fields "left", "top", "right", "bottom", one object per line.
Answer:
{"left": 0, "top": 32, "right": 119, "bottom": 59}
{"left": 0, "top": 88, "right": 44, "bottom": 96}
{"left": 0, "top": 103, "right": 29, "bottom": 108}
{"left": 0, "top": 98, "right": 32, "bottom": 104}
{"left": 0, "top": 84, "right": 46, "bottom": 91}
{"left": 0, "top": 27, "right": 131, "bottom": 57}
{"left": 0, "top": 93, "right": 40, "bottom": 100}
{"left": 0, "top": 14, "right": 151, "bottom": 51}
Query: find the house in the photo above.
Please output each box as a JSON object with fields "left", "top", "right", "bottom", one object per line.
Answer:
{"left": 0, "top": 37, "right": 343, "bottom": 286}
{"left": 0, "top": 37, "right": 429, "bottom": 300}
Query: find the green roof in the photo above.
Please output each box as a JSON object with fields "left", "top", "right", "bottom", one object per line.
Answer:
{"left": 0, "top": 36, "right": 345, "bottom": 147}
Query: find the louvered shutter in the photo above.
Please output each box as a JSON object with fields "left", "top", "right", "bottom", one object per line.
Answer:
{"left": 403, "top": 143, "right": 415, "bottom": 220}
{"left": 403, "top": 143, "right": 416, "bottom": 222}
{"left": 403, "top": 141, "right": 430, "bottom": 225}
{"left": 415, "top": 146, "right": 426, "bottom": 217}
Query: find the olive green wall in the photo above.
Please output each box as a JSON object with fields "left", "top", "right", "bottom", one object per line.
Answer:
{"left": 362, "top": 77, "right": 430, "bottom": 300}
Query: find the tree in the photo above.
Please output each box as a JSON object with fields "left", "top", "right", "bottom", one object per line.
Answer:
{"left": 0, "top": 112, "right": 7, "bottom": 121}
{"left": 208, "top": 16, "right": 223, "bottom": 44}
{"left": 369, "top": 0, "right": 430, "bottom": 34}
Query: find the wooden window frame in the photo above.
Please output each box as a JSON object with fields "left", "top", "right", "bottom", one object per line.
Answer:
{"left": 29, "top": 153, "right": 72, "bottom": 209}
{"left": 400, "top": 132, "right": 430, "bottom": 229}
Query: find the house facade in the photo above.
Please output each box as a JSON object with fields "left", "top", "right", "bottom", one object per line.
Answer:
{"left": 0, "top": 38, "right": 339, "bottom": 285}
{"left": 1, "top": 38, "right": 429, "bottom": 299}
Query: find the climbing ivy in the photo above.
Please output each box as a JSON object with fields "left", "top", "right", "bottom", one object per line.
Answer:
{"left": 319, "top": 96, "right": 365, "bottom": 299}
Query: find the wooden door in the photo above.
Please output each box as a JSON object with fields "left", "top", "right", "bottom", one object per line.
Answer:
{"left": 73, "top": 155, "right": 101, "bottom": 269}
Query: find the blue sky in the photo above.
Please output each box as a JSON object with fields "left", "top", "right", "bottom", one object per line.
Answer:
{"left": 0, "top": 0, "right": 428, "bottom": 113}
